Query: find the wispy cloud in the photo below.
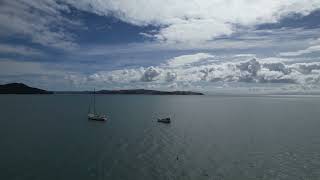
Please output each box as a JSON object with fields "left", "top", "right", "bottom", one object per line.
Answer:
{"left": 0, "top": 44, "right": 43, "bottom": 56}
{"left": 74, "top": 27, "right": 320, "bottom": 58}
{"left": 280, "top": 44, "right": 320, "bottom": 56}
{"left": 0, "top": 58, "right": 65, "bottom": 76}
{"left": 0, "top": 0, "right": 80, "bottom": 50}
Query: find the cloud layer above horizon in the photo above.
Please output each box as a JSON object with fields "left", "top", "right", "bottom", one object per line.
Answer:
{"left": 64, "top": 53, "right": 320, "bottom": 91}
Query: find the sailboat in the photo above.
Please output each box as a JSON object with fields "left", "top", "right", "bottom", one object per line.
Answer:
{"left": 156, "top": 113, "right": 172, "bottom": 124}
{"left": 157, "top": 117, "right": 171, "bottom": 123}
{"left": 88, "top": 89, "right": 107, "bottom": 121}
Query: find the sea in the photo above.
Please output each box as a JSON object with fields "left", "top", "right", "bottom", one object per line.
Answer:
{"left": 1, "top": 94, "right": 320, "bottom": 180}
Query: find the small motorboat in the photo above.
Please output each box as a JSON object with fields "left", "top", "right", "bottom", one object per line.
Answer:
{"left": 157, "top": 117, "right": 171, "bottom": 124}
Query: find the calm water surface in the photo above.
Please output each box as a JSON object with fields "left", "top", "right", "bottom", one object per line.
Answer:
{"left": 1, "top": 95, "right": 320, "bottom": 180}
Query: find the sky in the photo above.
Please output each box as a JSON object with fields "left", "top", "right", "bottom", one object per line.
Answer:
{"left": 1, "top": 0, "right": 320, "bottom": 93}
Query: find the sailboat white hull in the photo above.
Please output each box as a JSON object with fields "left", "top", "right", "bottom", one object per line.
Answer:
{"left": 88, "top": 113, "right": 107, "bottom": 121}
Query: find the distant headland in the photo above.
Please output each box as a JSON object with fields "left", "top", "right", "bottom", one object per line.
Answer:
{"left": 0, "top": 83, "right": 53, "bottom": 94}
{"left": 0, "top": 83, "right": 204, "bottom": 95}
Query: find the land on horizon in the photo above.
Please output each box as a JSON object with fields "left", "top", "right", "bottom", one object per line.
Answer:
{"left": 0, "top": 83, "right": 204, "bottom": 95}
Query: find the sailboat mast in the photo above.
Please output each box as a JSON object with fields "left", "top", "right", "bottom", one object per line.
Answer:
{"left": 93, "top": 88, "right": 96, "bottom": 114}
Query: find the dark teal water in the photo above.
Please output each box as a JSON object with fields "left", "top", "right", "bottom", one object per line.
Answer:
{"left": 1, "top": 95, "right": 320, "bottom": 180}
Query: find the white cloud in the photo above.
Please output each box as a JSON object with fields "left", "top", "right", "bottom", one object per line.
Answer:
{"left": 66, "top": 0, "right": 320, "bottom": 43}
{"left": 141, "top": 66, "right": 162, "bottom": 82}
{"left": 155, "top": 19, "right": 233, "bottom": 43}
{"left": 165, "top": 72, "right": 177, "bottom": 82}
{"left": 233, "top": 54, "right": 256, "bottom": 58}
{"left": 166, "top": 53, "right": 214, "bottom": 67}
